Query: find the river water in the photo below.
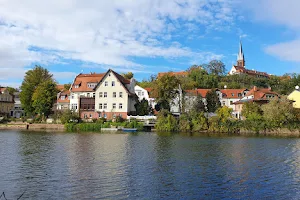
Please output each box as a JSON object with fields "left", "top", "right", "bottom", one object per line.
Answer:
{"left": 0, "top": 131, "right": 299, "bottom": 199}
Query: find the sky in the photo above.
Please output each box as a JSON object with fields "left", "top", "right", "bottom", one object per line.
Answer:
{"left": 1, "top": 0, "right": 300, "bottom": 88}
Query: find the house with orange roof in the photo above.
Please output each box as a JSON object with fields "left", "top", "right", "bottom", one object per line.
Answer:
{"left": 55, "top": 84, "right": 71, "bottom": 110}
{"left": 229, "top": 41, "right": 270, "bottom": 78}
{"left": 219, "top": 88, "right": 249, "bottom": 111}
{"left": 233, "top": 86, "right": 279, "bottom": 118}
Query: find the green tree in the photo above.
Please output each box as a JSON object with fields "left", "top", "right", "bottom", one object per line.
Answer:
{"left": 206, "top": 89, "right": 221, "bottom": 113}
{"left": 241, "top": 102, "right": 263, "bottom": 119}
{"left": 20, "top": 66, "right": 54, "bottom": 115}
{"left": 192, "top": 94, "right": 206, "bottom": 113}
{"left": 64, "top": 83, "right": 71, "bottom": 90}
{"left": 205, "top": 60, "right": 226, "bottom": 76}
{"left": 135, "top": 98, "right": 152, "bottom": 116}
{"left": 6, "top": 87, "right": 18, "bottom": 95}
{"left": 188, "top": 66, "right": 218, "bottom": 88}
{"left": 122, "top": 72, "right": 134, "bottom": 79}
{"left": 32, "top": 80, "right": 58, "bottom": 118}
{"left": 262, "top": 97, "right": 297, "bottom": 128}
{"left": 153, "top": 73, "right": 180, "bottom": 104}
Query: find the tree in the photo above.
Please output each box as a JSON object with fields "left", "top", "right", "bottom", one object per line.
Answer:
{"left": 188, "top": 66, "right": 218, "bottom": 88}
{"left": 32, "top": 80, "right": 58, "bottom": 118}
{"left": 192, "top": 94, "right": 206, "bottom": 113}
{"left": 206, "top": 89, "right": 221, "bottom": 113}
{"left": 20, "top": 66, "right": 54, "bottom": 115}
{"left": 205, "top": 60, "right": 226, "bottom": 76}
{"left": 153, "top": 73, "right": 180, "bottom": 104}
{"left": 216, "top": 106, "right": 233, "bottom": 122}
{"left": 6, "top": 87, "right": 18, "bottom": 95}
{"left": 241, "top": 102, "right": 263, "bottom": 119}
{"left": 135, "top": 98, "right": 152, "bottom": 116}
{"left": 64, "top": 83, "right": 71, "bottom": 90}
{"left": 262, "top": 97, "right": 297, "bottom": 128}
{"left": 122, "top": 72, "right": 134, "bottom": 79}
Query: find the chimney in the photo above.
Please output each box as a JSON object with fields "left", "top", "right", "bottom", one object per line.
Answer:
{"left": 253, "top": 86, "right": 257, "bottom": 92}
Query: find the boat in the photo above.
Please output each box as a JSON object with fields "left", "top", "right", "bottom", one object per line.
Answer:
{"left": 122, "top": 128, "right": 138, "bottom": 132}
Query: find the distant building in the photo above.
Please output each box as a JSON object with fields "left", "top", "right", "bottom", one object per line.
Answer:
{"left": 0, "top": 87, "right": 14, "bottom": 117}
{"left": 55, "top": 85, "right": 70, "bottom": 110}
{"left": 287, "top": 86, "right": 300, "bottom": 108}
{"left": 11, "top": 92, "right": 24, "bottom": 118}
{"left": 134, "top": 85, "right": 156, "bottom": 109}
{"left": 233, "top": 86, "right": 279, "bottom": 119}
{"left": 229, "top": 41, "right": 270, "bottom": 78}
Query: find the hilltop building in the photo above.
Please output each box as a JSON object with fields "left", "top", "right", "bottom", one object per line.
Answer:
{"left": 229, "top": 41, "right": 270, "bottom": 78}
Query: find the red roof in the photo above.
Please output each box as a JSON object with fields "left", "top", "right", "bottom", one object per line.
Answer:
{"left": 185, "top": 89, "right": 212, "bottom": 98}
{"left": 0, "top": 87, "right": 7, "bottom": 93}
{"left": 232, "top": 66, "right": 269, "bottom": 78}
{"left": 71, "top": 73, "right": 105, "bottom": 92}
{"left": 234, "top": 87, "right": 279, "bottom": 104}
{"left": 220, "top": 89, "right": 247, "bottom": 99}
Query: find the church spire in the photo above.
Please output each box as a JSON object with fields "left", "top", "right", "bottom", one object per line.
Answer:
{"left": 237, "top": 39, "right": 245, "bottom": 67}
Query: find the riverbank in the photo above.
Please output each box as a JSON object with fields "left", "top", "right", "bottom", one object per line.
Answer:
{"left": 0, "top": 123, "right": 65, "bottom": 131}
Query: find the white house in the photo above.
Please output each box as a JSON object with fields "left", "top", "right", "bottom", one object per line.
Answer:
{"left": 10, "top": 92, "right": 24, "bottom": 118}
{"left": 69, "top": 72, "right": 105, "bottom": 112}
{"left": 94, "top": 69, "right": 137, "bottom": 119}
{"left": 55, "top": 85, "right": 70, "bottom": 110}
{"left": 134, "top": 85, "right": 156, "bottom": 109}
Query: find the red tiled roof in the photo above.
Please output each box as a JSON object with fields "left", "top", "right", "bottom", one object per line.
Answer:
{"left": 71, "top": 73, "right": 105, "bottom": 92}
{"left": 158, "top": 71, "right": 188, "bottom": 78}
{"left": 56, "top": 84, "right": 65, "bottom": 91}
{"left": 233, "top": 66, "right": 269, "bottom": 78}
{"left": 185, "top": 89, "right": 212, "bottom": 98}
{"left": 0, "top": 87, "right": 7, "bottom": 93}
{"left": 144, "top": 88, "right": 152, "bottom": 92}
{"left": 234, "top": 87, "right": 279, "bottom": 104}
{"left": 220, "top": 89, "right": 247, "bottom": 99}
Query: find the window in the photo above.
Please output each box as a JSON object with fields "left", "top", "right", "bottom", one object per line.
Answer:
{"left": 61, "top": 96, "right": 65, "bottom": 100}
{"left": 230, "top": 101, "right": 233, "bottom": 105}
{"left": 113, "top": 92, "right": 116, "bottom": 98}
{"left": 104, "top": 114, "right": 107, "bottom": 118}
{"left": 89, "top": 114, "right": 92, "bottom": 118}
{"left": 87, "top": 93, "right": 90, "bottom": 97}
{"left": 99, "top": 103, "right": 103, "bottom": 109}
{"left": 104, "top": 92, "right": 107, "bottom": 98}
{"left": 84, "top": 114, "right": 87, "bottom": 118}
{"left": 119, "top": 114, "right": 122, "bottom": 117}
{"left": 99, "top": 113, "right": 102, "bottom": 118}
{"left": 119, "top": 92, "right": 123, "bottom": 98}
{"left": 74, "top": 85, "right": 79, "bottom": 88}
{"left": 72, "top": 94, "right": 74, "bottom": 99}
{"left": 231, "top": 93, "right": 234, "bottom": 97}
{"left": 105, "top": 81, "right": 108, "bottom": 86}
{"left": 112, "top": 81, "right": 115, "bottom": 86}
{"left": 222, "top": 101, "right": 225, "bottom": 106}
{"left": 71, "top": 104, "right": 78, "bottom": 110}
{"left": 93, "top": 93, "right": 95, "bottom": 98}
{"left": 119, "top": 103, "right": 123, "bottom": 109}
{"left": 104, "top": 103, "right": 107, "bottom": 109}
{"left": 142, "top": 92, "right": 144, "bottom": 96}
{"left": 99, "top": 92, "right": 103, "bottom": 98}
{"left": 138, "top": 91, "right": 141, "bottom": 96}
{"left": 238, "top": 93, "right": 242, "bottom": 97}
{"left": 112, "top": 103, "right": 116, "bottom": 109}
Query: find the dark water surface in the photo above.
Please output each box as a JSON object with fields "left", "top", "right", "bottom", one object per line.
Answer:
{"left": 0, "top": 131, "right": 299, "bottom": 199}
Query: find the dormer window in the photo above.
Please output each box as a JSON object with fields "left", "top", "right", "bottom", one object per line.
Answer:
{"left": 61, "top": 96, "right": 65, "bottom": 100}
{"left": 74, "top": 85, "right": 79, "bottom": 88}
{"left": 87, "top": 83, "right": 97, "bottom": 88}
{"left": 231, "top": 93, "right": 234, "bottom": 97}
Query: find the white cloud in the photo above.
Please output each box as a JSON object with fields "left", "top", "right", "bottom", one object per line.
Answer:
{"left": 0, "top": 0, "right": 237, "bottom": 72}
{"left": 242, "top": 0, "right": 300, "bottom": 62}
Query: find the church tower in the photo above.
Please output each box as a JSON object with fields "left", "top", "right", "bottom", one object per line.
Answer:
{"left": 237, "top": 40, "right": 245, "bottom": 68}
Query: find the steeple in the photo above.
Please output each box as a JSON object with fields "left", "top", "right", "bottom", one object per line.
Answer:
{"left": 237, "top": 40, "right": 245, "bottom": 67}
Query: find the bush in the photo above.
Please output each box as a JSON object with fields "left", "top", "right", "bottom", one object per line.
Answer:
{"left": 155, "top": 110, "right": 178, "bottom": 132}
{"left": 60, "top": 110, "right": 80, "bottom": 124}
{"left": 65, "top": 123, "right": 102, "bottom": 132}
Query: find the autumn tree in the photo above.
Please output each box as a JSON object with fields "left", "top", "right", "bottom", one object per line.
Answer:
{"left": 205, "top": 60, "right": 226, "bottom": 76}
{"left": 64, "top": 83, "right": 71, "bottom": 90}
{"left": 20, "top": 66, "right": 55, "bottom": 116}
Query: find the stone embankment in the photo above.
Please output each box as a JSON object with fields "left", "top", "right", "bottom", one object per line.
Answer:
{"left": 0, "top": 122, "right": 65, "bottom": 131}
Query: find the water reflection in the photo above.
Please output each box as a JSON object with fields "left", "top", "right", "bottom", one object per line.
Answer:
{"left": 0, "top": 131, "right": 299, "bottom": 199}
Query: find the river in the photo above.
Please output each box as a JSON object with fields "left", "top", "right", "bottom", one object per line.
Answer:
{"left": 0, "top": 130, "right": 299, "bottom": 199}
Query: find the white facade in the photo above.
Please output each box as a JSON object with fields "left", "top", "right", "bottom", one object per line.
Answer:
{"left": 94, "top": 70, "right": 136, "bottom": 117}
{"left": 69, "top": 91, "right": 96, "bottom": 111}
{"left": 11, "top": 92, "right": 24, "bottom": 118}
{"left": 134, "top": 85, "right": 156, "bottom": 109}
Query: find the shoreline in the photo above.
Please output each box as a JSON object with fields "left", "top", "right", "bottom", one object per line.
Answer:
{"left": 0, "top": 123, "right": 300, "bottom": 137}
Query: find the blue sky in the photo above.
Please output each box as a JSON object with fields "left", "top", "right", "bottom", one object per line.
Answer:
{"left": 1, "top": 0, "right": 300, "bottom": 87}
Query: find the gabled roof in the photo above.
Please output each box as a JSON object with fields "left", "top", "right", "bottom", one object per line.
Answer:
{"left": 93, "top": 69, "right": 134, "bottom": 95}
{"left": 232, "top": 66, "right": 269, "bottom": 77}
{"left": 234, "top": 87, "right": 279, "bottom": 104}
{"left": 71, "top": 73, "right": 105, "bottom": 92}
{"left": 0, "top": 87, "right": 7, "bottom": 93}
{"left": 158, "top": 71, "right": 188, "bottom": 78}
